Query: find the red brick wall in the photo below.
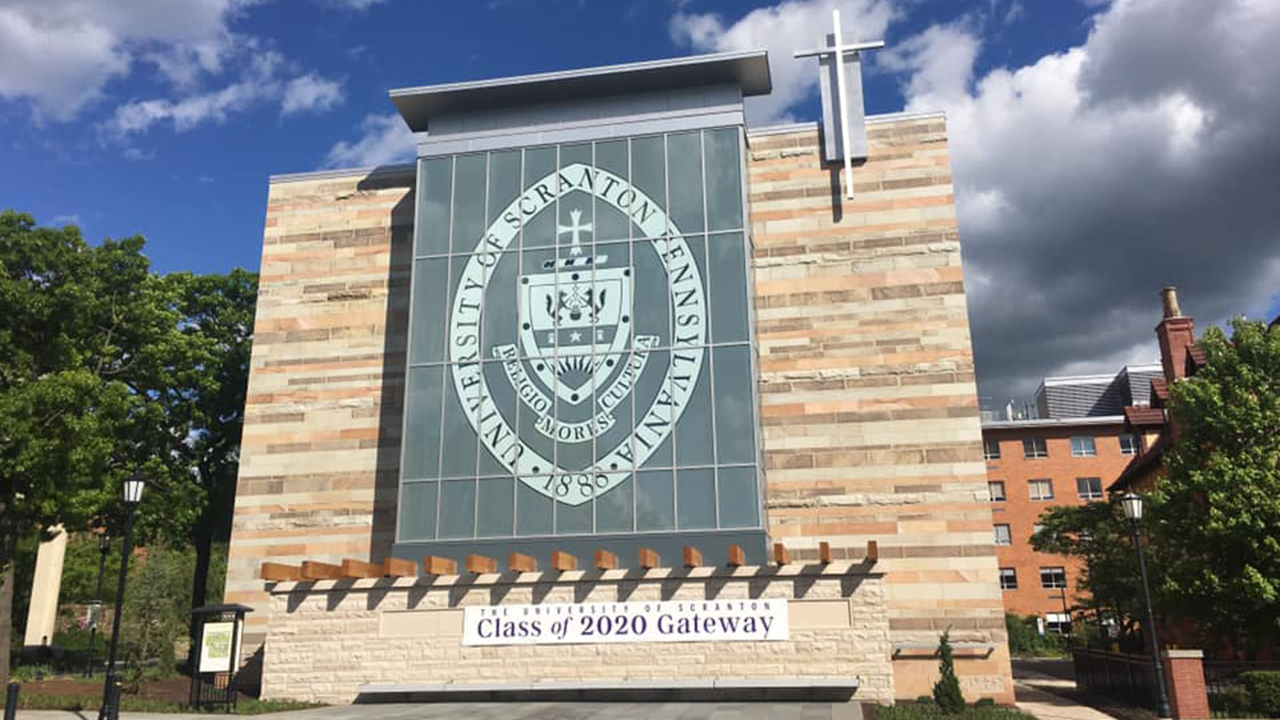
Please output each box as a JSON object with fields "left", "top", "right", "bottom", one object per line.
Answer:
{"left": 983, "top": 422, "right": 1134, "bottom": 620}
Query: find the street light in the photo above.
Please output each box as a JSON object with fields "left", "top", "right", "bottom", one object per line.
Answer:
{"left": 1120, "top": 491, "right": 1172, "bottom": 720}
{"left": 98, "top": 473, "right": 146, "bottom": 720}
{"left": 84, "top": 532, "right": 110, "bottom": 678}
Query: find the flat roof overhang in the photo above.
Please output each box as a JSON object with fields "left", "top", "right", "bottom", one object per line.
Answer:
{"left": 390, "top": 49, "right": 772, "bottom": 133}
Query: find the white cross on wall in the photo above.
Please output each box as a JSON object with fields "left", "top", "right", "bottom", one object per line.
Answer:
{"left": 558, "top": 209, "right": 593, "bottom": 256}
{"left": 794, "top": 10, "right": 884, "bottom": 199}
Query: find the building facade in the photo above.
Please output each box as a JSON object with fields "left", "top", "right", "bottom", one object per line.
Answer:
{"left": 982, "top": 366, "right": 1157, "bottom": 628}
{"left": 225, "top": 47, "right": 1012, "bottom": 704}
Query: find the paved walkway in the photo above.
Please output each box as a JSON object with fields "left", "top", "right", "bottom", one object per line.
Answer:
{"left": 1013, "top": 658, "right": 1117, "bottom": 720}
{"left": 17, "top": 703, "right": 865, "bottom": 720}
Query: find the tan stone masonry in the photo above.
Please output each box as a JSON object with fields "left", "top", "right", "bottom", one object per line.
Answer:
{"left": 262, "top": 563, "right": 892, "bottom": 705}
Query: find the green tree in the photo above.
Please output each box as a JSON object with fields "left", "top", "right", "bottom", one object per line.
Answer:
{"left": 1149, "top": 318, "right": 1280, "bottom": 649}
{"left": 933, "top": 630, "right": 966, "bottom": 713}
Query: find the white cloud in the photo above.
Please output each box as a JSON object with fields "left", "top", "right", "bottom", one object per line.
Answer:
{"left": 669, "top": 0, "right": 897, "bottom": 123}
{"left": 281, "top": 74, "right": 344, "bottom": 115}
{"left": 884, "top": 0, "right": 1280, "bottom": 403}
{"left": 323, "top": 113, "right": 416, "bottom": 169}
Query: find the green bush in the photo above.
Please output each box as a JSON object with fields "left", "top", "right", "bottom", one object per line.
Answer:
{"left": 933, "top": 631, "right": 966, "bottom": 714}
{"left": 877, "top": 705, "right": 1036, "bottom": 720}
{"left": 1242, "top": 671, "right": 1280, "bottom": 717}
{"left": 1209, "top": 685, "right": 1254, "bottom": 717}
{"left": 1005, "top": 613, "right": 1067, "bottom": 657}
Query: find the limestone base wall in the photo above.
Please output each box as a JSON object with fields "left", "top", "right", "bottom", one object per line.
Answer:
{"left": 263, "top": 562, "right": 893, "bottom": 705}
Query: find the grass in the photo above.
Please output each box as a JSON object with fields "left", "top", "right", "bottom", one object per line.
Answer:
{"left": 876, "top": 704, "right": 1040, "bottom": 720}
{"left": 16, "top": 690, "right": 322, "bottom": 715}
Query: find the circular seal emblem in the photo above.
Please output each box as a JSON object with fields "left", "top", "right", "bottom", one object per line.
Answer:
{"left": 447, "top": 162, "right": 707, "bottom": 506}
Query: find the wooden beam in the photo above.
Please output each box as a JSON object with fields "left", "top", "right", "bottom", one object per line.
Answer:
{"left": 340, "top": 559, "right": 382, "bottom": 579}
{"left": 866, "top": 540, "right": 879, "bottom": 563}
{"left": 682, "top": 546, "right": 702, "bottom": 568}
{"left": 508, "top": 552, "right": 537, "bottom": 573}
{"left": 466, "top": 554, "right": 497, "bottom": 574}
{"left": 260, "top": 562, "right": 300, "bottom": 582}
{"left": 551, "top": 551, "right": 577, "bottom": 572}
{"left": 819, "top": 541, "right": 833, "bottom": 564}
{"left": 773, "top": 543, "right": 790, "bottom": 566}
{"left": 594, "top": 550, "right": 619, "bottom": 570}
{"left": 301, "top": 561, "right": 343, "bottom": 580}
{"left": 637, "top": 547, "right": 660, "bottom": 569}
{"left": 383, "top": 557, "right": 417, "bottom": 578}
{"left": 422, "top": 556, "right": 457, "bottom": 576}
{"left": 727, "top": 545, "right": 745, "bottom": 568}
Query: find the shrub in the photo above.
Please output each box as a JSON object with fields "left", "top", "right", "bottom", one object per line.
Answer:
{"left": 1242, "top": 671, "right": 1280, "bottom": 717}
{"left": 933, "top": 631, "right": 966, "bottom": 714}
{"left": 1005, "top": 614, "right": 1067, "bottom": 657}
{"left": 1209, "top": 685, "right": 1253, "bottom": 717}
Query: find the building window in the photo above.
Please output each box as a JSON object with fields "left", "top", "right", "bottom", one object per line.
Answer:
{"left": 1040, "top": 566, "right": 1068, "bottom": 588}
{"left": 999, "top": 568, "right": 1018, "bottom": 590}
{"left": 1077, "top": 477, "right": 1104, "bottom": 500}
{"left": 988, "top": 481, "right": 1007, "bottom": 502}
{"left": 1029, "top": 479, "right": 1054, "bottom": 501}
{"left": 983, "top": 438, "right": 1001, "bottom": 460}
{"left": 1071, "top": 436, "right": 1097, "bottom": 457}
{"left": 1045, "top": 612, "right": 1072, "bottom": 634}
{"left": 1120, "top": 434, "right": 1139, "bottom": 455}
{"left": 994, "top": 524, "right": 1012, "bottom": 546}
{"left": 1023, "top": 438, "right": 1048, "bottom": 458}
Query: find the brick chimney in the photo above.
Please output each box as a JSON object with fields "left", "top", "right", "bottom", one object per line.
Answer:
{"left": 1156, "top": 286, "right": 1195, "bottom": 383}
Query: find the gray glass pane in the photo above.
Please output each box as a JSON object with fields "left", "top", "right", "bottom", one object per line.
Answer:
{"left": 518, "top": 245, "right": 558, "bottom": 357}
{"left": 704, "top": 128, "right": 743, "bottom": 232}
{"left": 630, "top": 239, "right": 669, "bottom": 348}
{"left": 635, "top": 349, "right": 672, "bottom": 468}
{"left": 399, "top": 482, "right": 438, "bottom": 541}
{"left": 438, "top": 479, "right": 476, "bottom": 538}
{"left": 713, "top": 345, "right": 757, "bottom": 464}
{"left": 478, "top": 361, "right": 515, "bottom": 476}
{"left": 451, "top": 153, "right": 487, "bottom": 253}
{"left": 402, "top": 366, "right": 444, "bottom": 479}
{"left": 516, "top": 481, "right": 553, "bottom": 535}
{"left": 416, "top": 157, "right": 452, "bottom": 256}
{"left": 669, "top": 233, "right": 707, "bottom": 350}
{"left": 676, "top": 353, "right": 713, "bottom": 466}
{"left": 667, "top": 132, "right": 705, "bottom": 234}
{"left": 594, "top": 351, "right": 632, "bottom": 473}
{"left": 557, "top": 491, "right": 592, "bottom": 535}
{"left": 709, "top": 232, "right": 750, "bottom": 343}
{"left": 630, "top": 136, "right": 665, "bottom": 218}
{"left": 717, "top": 466, "right": 759, "bottom": 528}
{"left": 440, "top": 368, "right": 478, "bottom": 478}
{"left": 677, "top": 467, "right": 715, "bottom": 530}
{"left": 559, "top": 143, "right": 594, "bottom": 255}
{"left": 477, "top": 477, "right": 514, "bottom": 537}
{"left": 636, "top": 470, "right": 674, "bottom": 531}
{"left": 488, "top": 150, "right": 521, "bottom": 223}
{"left": 594, "top": 140, "right": 630, "bottom": 242}
{"left": 410, "top": 257, "right": 449, "bottom": 364}
{"left": 449, "top": 256, "right": 482, "bottom": 365}
{"left": 482, "top": 250, "right": 520, "bottom": 354}
{"left": 595, "top": 475, "right": 633, "bottom": 533}
{"left": 522, "top": 147, "right": 557, "bottom": 248}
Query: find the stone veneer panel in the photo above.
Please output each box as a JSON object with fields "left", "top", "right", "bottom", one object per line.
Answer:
{"left": 747, "top": 118, "right": 1011, "bottom": 701}
{"left": 228, "top": 114, "right": 1012, "bottom": 702}
{"left": 262, "top": 565, "right": 892, "bottom": 705}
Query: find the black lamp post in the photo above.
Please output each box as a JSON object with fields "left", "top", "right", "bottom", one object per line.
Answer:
{"left": 1121, "top": 491, "right": 1173, "bottom": 720}
{"left": 98, "top": 474, "right": 146, "bottom": 720}
{"left": 84, "top": 532, "right": 110, "bottom": 678}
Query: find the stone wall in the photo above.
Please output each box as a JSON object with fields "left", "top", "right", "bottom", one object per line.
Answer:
{"left": 224, "top": 167, "right": 415, "bottom": 656}
{"left": 262, "top": 563, "right": 892, "bottom": 705}
{"left": 747, "top": 116, "right": 1012, "bottom": 701}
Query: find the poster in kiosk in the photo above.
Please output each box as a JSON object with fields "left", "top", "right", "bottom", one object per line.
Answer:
{"left": 188, "top": 604, "right": 252, "bottom": 710}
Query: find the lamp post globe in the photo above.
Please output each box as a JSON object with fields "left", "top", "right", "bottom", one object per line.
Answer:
{"left": 1120, "top": 491, "right": 1172, "bottom": 719}
{"left": 98, "top": 474, "right": 146, "bottom": 720}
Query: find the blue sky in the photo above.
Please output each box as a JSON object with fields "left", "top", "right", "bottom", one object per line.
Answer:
{"left": 2, "top": 0, "right": 1278, "bottom": 402}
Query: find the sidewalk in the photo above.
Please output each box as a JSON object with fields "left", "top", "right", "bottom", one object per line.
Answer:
{"left": 1015, "top": 674, "right": 1119, "bottom": 720}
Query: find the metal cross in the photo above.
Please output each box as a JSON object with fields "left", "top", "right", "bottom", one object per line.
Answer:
{"left": 557, "top": 209, "right": 593, "bottom": 256}
{"left": 794, "top": 9, "right": 884, "bottom": 199}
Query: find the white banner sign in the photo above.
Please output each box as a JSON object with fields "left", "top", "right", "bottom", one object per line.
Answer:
{"left": 198, "top": 622, "right": 236, "bottom": 673}
{"left": 462, "top": 599, "right": 789, "bottom": 646}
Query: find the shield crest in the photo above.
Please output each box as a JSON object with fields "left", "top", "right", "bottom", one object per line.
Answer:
{"left": 518, "top": 254, "right": 632, "bottom": 405}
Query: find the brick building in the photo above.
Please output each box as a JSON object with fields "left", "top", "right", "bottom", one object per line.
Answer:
{"left": 223, "top": 43, "right": 1015, "bottom": 705}
{"left": 982, "top": 365, "right": 1161, "bottom": 629}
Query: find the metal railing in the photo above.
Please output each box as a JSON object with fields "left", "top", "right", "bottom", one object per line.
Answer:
{"left": 1204, "top": 660, "right": 1280, "bottom": 719}
{"left": 1073, "top": 648, "right": 1159, "bottom": 710}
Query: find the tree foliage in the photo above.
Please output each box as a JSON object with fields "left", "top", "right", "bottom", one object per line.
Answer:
{"left": 0, "top": 211, "right": 256, "bottom": 680}
{"left": 1150, "top": 318, "right": 1280, "bottom": 647}
{"left": 933, "top": 630, "right": 966, "bottom": 713}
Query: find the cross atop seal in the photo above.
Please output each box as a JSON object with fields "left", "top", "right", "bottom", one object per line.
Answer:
{"left": 794, "top": 9, "right": 884, "bottom": 199}
{"left": 558, "top": 209, "right": 593, "bottom": 256}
